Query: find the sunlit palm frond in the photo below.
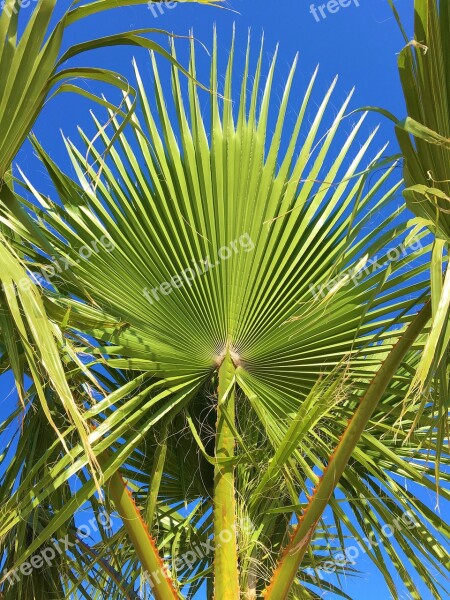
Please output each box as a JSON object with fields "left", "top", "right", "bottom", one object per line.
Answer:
{"left": 381, "top": 0, "right": 450, "bottom": 429}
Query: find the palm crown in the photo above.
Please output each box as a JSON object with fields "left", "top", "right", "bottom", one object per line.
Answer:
{"left": 0, "top": 19, "right": 449, "bottom": 600}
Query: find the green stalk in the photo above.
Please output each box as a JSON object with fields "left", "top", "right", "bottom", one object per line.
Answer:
{"left": 145, "top": 422, "right": 169, "bottom": 528}
{"left": 263, "top": 301, "right": 431, "bottom": 599}
{"left": 214, "top": 351, "right": 240, "bottom": 599}
{"left": 105, "top": 468, "right": 180, "bottom": 600}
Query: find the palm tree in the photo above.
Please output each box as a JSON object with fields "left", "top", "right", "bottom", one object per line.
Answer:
{"left": 0, "top": 27, "right": 448, "bottom": 598}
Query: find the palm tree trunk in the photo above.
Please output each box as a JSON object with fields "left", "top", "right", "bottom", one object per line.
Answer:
{"left": 214, "top": 351, "right": 240, "bottom": 599}
{"left": 106, "top": 469, "right": 179, "bottom": 600}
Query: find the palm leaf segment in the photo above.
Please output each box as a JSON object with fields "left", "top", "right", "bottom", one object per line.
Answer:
{"left": 0, "top": 0, "right": 221, "bottom": 497}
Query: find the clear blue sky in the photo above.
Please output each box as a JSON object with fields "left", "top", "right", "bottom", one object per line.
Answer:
{"left": 2, "top": 0, "right": 449, "bottom": 598}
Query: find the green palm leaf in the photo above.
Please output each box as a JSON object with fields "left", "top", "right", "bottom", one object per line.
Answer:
{"left": 0, "top": 0, "right": 218, "bottom": 180}
{"left": 377, "top": 0, "right": 450, "bottom": 413}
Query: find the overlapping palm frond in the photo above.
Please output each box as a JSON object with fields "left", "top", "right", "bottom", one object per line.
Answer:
{"left": 1, "top": 350, "right": 448, "bottom": 598}
{"left": 379, "top": 0, "right": 450, "bottom": 428}
{"left": 0, "top": 27, "right": 448, "bottom": 599}
{"left": 0, "top": 0, "right": 219, "bottom": 181}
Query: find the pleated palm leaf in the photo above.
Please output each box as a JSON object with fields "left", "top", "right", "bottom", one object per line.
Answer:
{"left": 1, "top": 30, "right": 448, "bottom": 599}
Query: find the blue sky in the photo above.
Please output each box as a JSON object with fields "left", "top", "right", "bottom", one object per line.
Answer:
{"left": 1, "top": 0, "right": 449, "bottom": 598}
